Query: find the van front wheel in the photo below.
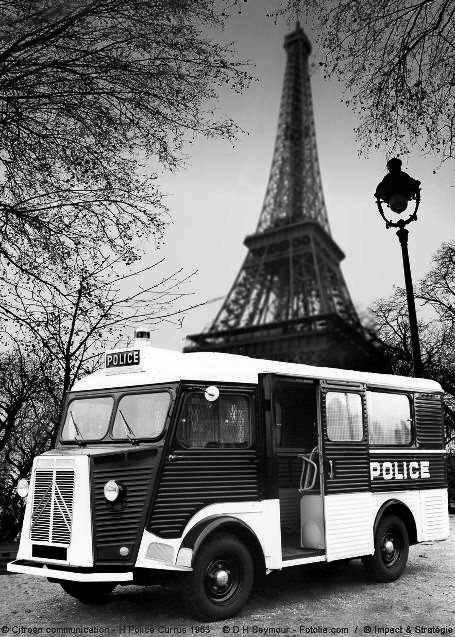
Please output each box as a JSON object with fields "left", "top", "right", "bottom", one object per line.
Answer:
{"left": 59, "top": 581, "right": 117, "bottom": 604}
{"left": 363, "top": 514, "right": 409, "bottom": 582}
{"left": 182, "top": 532, "right": 254, "bottom": 621}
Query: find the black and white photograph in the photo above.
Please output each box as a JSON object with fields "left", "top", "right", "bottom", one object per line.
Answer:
{"left": 0, "top": 0, "right": 454, "bottom": 633}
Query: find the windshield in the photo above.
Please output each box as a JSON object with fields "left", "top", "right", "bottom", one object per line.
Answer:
{"left": 112, "top": 392, "right": 170, "bottom": 439}
{"left": 62, "top": 397, "right": 113, "bottom": 441}
{"left": 61, "top": 391, "right": 172, "bottom": 442}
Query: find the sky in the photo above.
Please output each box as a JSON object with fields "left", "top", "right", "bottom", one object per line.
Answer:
{"left": 143, "top": 1, "right": 455, "bottom": 352}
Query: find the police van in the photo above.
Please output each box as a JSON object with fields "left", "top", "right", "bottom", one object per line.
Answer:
{"left": 8, "top": 333, "right": 449, "bottom": 621}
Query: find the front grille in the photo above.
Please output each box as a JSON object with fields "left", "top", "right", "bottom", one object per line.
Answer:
{"left": 31, "top": 469, "right": 75, "bottom": 546}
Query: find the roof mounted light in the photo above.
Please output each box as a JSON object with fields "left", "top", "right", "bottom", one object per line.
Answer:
{"left": 133, "top": 328, "right": 152, "bottom": 348}
{"left": 135, "top": 329, "right": 151, "bottom": 340}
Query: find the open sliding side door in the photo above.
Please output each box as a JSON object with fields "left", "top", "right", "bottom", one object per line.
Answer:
{"left": 259, "top": 373, "right": 320, "bottom": 498}
{"left": 259, "top": 373, "right": 324, "bottom": 559}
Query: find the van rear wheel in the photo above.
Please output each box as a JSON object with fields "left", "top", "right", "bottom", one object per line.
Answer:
{"left": 363, "top": 514, "right": 409, "bottom": 582}
{"left": 59, "top": 581, "right": 117, "bottom": 604}
{"left": 181, "top": 532, "right": 254, "bottom": 621}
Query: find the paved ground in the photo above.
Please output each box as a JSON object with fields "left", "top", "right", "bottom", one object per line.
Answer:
{"left": 1, "top": 516, "right": 454, "bottom": 636}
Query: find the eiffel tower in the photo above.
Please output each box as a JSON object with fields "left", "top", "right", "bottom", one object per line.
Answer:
{"left": 185, "top": 23, "right": 385, "bottom": 371}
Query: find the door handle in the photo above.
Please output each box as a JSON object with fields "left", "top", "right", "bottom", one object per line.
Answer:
{"left": 328, "top": 459, "right": 334, "bottom": 479}
{"left": 167, "top": 454, "right": 178, "bottom": 462}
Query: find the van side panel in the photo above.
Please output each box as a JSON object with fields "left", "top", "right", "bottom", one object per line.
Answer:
{"left": 369, "top": 452, "right": 447, "bottom": 491}
{"left": 148, "top": 448, "right": 260, "bottom": 539}
{"left": 419, "top": 489, "right": 449, "bottom": 541}
{"left": 324, "top": 492, "right": 373, "bottom": 560}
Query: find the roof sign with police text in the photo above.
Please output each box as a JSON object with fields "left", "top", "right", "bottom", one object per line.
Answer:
{"left": 106, "top": 350, "right": 140, "bottom": 368}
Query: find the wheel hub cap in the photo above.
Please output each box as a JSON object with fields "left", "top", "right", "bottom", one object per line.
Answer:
{"left": 204, "top": 558, "right": 242, "bottom": 605}
{"left": 384, "top": 540, "right": 394, "bottom": 554}
{"left": 212, "top": 568, "right": 230, "bottom": 587}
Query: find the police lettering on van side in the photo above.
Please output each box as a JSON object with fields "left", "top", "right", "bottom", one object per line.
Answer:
{"left": 370, "top": 460, "right": 431, "bottom": 481}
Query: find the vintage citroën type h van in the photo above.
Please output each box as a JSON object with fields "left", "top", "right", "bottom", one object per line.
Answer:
{"left": 9, "top": 334, "right": 449, "bottom": 621}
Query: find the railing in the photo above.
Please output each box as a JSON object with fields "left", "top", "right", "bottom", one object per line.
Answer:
{"left": 184, "top": 313, "right": 381, "bottom": 352}
{"left": 298, "top": 447, "right": 319, "bottom": 493}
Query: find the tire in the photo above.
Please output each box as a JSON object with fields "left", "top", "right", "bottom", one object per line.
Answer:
{"left": 363, "top": 514, "right": 409, "bottom": 582}
{"left": 59, "top": 581, "right": 117, "bottom": 604}
{"left": 181, "top": 532, "right": 254, "bottom": 622}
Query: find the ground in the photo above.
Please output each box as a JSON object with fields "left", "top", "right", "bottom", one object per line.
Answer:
{"left": 1, "top": 517, "right": 453, "bottom": 636}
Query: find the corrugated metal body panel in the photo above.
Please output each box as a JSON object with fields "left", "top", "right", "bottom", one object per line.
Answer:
{"left": 91, "top": 449, "right": 159, "bottom": 564}
{"left": 415, "top": 393, "right": 445, "bottom": 448}
{"left": 324, "top": 493, "right": 373, "bottom": 560}
{"left": 148, "top": 449, "right": 260, "bottom": 539}
{"left": 420, "top": 489, "right": 449, "bottom": 541}
{"left": 369, "top": 453, "right": 447, "bottom": 492}
{"left": 323, "top": 444, "right": 370, "bottom": 493}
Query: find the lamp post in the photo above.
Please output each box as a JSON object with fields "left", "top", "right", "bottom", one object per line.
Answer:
{"left": 375, "top": 158, "right": 423, "bottom": 378}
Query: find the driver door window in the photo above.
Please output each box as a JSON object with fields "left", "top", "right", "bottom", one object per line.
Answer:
{"left": 178, "top": 392, "right": 251, "bottom": 448}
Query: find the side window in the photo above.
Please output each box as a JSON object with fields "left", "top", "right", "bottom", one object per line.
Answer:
{"left": 178, "top": 392, "right": 251, "bottom": 448}
{"left": 367, "top": 391, "right": 412, "bottom": 445}
{"left": 326, "top": 392, "right": 363, "bottom": 441}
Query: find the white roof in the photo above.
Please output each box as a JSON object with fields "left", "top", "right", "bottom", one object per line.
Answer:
{"left": 72, "top": 345, "right": 442, "bottom": 394}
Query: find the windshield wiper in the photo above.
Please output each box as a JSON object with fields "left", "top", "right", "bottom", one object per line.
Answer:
{"left": 69, "top": 410, "right": 86, "bottom": 447}
{"left": 119, "top": 409, "right": 139, "bottom": 445}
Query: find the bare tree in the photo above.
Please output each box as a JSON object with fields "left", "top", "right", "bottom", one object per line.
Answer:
{"left": 1, "top": 254, "right": 198, "bottom": 418}
{"left": 0, "top": 1, "right": 253, "bottom": 540}
{"left": 369, "top": 242, "right": 455, "bottom": 500}
{"left": 0, "top": 346, "right": 56, "bottom": 541}
{"left": 0, "top": 254, "right": 201, "bottom": 538}
{"left": 0, "top": 0, "right": 251, "bottom": 282}
{"left": 371, "top": 290, "right": 454, "bottom": 407}
{"left": 278, "top": 0, "right": 455, "bottom": 160}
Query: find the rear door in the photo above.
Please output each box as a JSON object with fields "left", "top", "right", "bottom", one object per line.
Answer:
{"left": 320, "top": 380, "right": 373, "bottom": 561}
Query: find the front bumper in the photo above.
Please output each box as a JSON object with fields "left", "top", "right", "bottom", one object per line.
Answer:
{"left": 7, "top": 560, "right": 133, "bottom": 582}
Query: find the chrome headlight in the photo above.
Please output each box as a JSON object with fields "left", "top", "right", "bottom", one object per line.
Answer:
{"left": 17, "top": 478, "right": 29, "bottom": 498}
{"left": 104, "top": 480, "right": 124, "bottom": 502}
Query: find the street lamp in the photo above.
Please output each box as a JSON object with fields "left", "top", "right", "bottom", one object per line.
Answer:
{"left": 375, "top": 158, "right": 423, "bottom": 378}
